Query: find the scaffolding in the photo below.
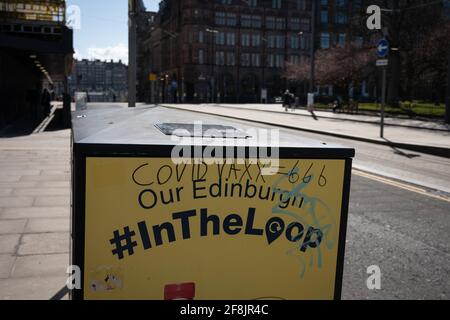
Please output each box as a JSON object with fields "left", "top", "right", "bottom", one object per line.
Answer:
{"left": 0, "top": 0, "right": 66, "bottom": 23}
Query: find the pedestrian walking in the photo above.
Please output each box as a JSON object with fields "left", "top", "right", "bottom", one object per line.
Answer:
{"left": 333, "top": 95, "right": 343, "bottom": 113}
{"left": 283, "top": 89, "right": 294, "bottom": 112}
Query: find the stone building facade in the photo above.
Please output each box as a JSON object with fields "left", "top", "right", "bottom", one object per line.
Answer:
{"left": 138, "top": 0, "right": 370, "bottom": 104}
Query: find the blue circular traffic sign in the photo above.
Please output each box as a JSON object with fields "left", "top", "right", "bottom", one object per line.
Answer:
{"left": 377, "top": 39, "right": 390, "bottom": 58}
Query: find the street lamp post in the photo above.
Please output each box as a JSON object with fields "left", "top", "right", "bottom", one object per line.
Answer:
{"left": 309, "top": 0, "right": 316, "bottom": 94}
{"left": 206, "top": 28, "right": 218, "bottom": 103}
{"left": 128, "top": 0, "right": 137, "bottom": 108}
{"left": 446, "top": 46, "right": 450, "bottom": 124}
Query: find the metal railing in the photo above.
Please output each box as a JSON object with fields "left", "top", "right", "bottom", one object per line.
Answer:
{"left": 0, "top": 0, "right": 66, "bottom": 23}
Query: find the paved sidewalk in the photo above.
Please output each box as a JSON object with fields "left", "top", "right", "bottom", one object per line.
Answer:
{"left": 0, "top": 129, "right": 70, "bottom": 300}
{"left": 192, "top": 103, "right": 450, "bottom": 131}
{"left": 162, "top": 104, "right": 450, "bottom": 155}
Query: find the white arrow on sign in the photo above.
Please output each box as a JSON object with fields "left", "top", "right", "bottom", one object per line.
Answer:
{"left": 378, "top": 43, "right": 388, "bottom": 52}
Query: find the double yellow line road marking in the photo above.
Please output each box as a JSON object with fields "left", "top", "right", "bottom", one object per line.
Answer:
{"left": 353, "top": 169, "right": 450, "bottom": 203}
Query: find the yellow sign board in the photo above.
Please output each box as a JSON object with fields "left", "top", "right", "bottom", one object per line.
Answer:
{"left": 149, "top": 73, "right": 157, "bottom": 82}
{"left": 83, "top": 157, "right": 346, "bottom": 300}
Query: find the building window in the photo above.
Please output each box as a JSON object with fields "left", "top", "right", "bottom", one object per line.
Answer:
{"left": 290, "top": 36, "right": 299, "bottom": 49}
{"left": 338, "top": 33, "right": 346, "bottom": 47}
{"left": 300, "top": 18, "right": 310, "bottom": 31}
{"left": 320, "top": 32, "right": 330, "bottom": 49}
{"left": 242, "top": 14, "right": 252, "bottom": 28}
{"left": 215, "top": 51, "right": 225, "bottom": 65}
{"left": 252, "top": 34, "right": 261, "bottom": 47}
{"left": 219, "top": 0, "right": 232, "bottom": 4}
{"left": 215, "top": 12, "right": 226, "bottom": 25}
{"left": 336, "top": 0, "right": 347, "bottom": 7}
{"left": 296, "top": 0, "right": 306, "bottom": 10}
{"left": 251, "top": 53, "right": 260, "bottom": 66}
{"left": 241, "top": 33, "right": 251, "bottom": 46}
{"left": 276, "top": 35, "right": 285, "bottom": 48}
{"left": 275, "top": 54, "right": 284, "bottom": 68}
{"left": 353, "top": 36, "right": 363, "bottom": 48}
{"left": 198, "top": 31, "right": 204, "bottom": 43}
{"left": 227, "top": 52, "right": 235, "bottom": 66}
{"left": 300, "top": 35, "right": 310, "bottom": 50}
{"left": 198, "top": 50, "right": 204, "bottom": 64}
{"left": 268, "top": 35, "right": 275, "bottom": 48}
{"left": 276, "top": 18, "right": 286, "bottom": 30}
{"left": 267, "top": 35, "right": 284, "bottom": 49}
{"left": 267, "top": 54, "right": 274, "bottom": 67}
{"left": 272, "top": 0, "right": 282, "bottom": 9}
{"left": 353, "top": 0, "right": 362, "bottom": 11}
{"left": 320, "top": 10, "right": 328, "bottom": 23}
{"left": 215, "top": 32, "right": 226, "bottom": 45}
{"left": 289, "top": 55, "right": 300, "bottom": 64}
{"left": 226, "top": 13, "right": 237, "bottom": 26}
{"left": 291, "top": 18, "right": 300, "bottom": 30}
{"left": 266, "top": 16, "right": 275, "bottom": 29}
{"left": 268, "top": 54, "right": 284, "bottom": 68}
{"left": 226, "top": 32, "right": 236, "bottom": 46}
{"left": 248, "top": 0, "right": 258, "bottom": 7}
{"left": 336, "top": 12, "right": 348, "bottom": 24}
{"left": 252, "top": 15, "right": 262, "bottom": 28}
{"left": 241, "top": 53, "right": 251, "bottom": 66}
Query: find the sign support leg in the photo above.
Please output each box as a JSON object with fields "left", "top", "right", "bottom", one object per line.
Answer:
{"left": 381, "top": 66, "right": 387, "bottom": 138}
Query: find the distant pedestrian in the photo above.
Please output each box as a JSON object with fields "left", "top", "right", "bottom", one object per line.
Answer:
{"left": 283, "top": 89, "right": 294, "bottom": 112}
{"left": 333, "top": 96, "right": 343, "bottom": 113}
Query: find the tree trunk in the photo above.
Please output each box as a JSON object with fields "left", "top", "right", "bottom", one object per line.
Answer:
{"left": 387, "top": 0, "right": 400, "bottom": 107}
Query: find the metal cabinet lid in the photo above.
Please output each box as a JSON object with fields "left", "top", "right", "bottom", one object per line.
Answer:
{"left": 72, "top": 105, "right": 355, "bottom": 158}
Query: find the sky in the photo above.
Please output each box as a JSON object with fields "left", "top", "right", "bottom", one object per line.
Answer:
{"left": 67, "top": 0, "right": 159, "bottom": 64}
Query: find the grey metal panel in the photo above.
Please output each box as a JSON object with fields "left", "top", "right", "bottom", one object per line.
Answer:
{"left": 72, "top": 105, "right": 355, "bottom": 157}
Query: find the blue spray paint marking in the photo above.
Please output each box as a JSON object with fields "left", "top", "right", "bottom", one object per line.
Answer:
{"left": 271, "top": 162, "right": 337, "bottom": 279}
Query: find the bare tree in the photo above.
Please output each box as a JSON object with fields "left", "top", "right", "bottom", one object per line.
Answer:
{"left": 408, "top": 21, "right": 450, "bottom": 103}
{"left": 285, "top": 44, "right": 376, "bottom": 103}
{"left": 371, "top": 0, "right": 445, "bottom": 106}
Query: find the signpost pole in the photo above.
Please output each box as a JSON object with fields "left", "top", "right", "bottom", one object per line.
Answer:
{"left": 381, "top": 66, "right": 387, "bottom": 138}
{"left": 376, "top": 38, "right": 390, "bottom": 138}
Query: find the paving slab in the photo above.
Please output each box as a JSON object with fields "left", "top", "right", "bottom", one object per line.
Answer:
{"left": 20, "top": 175, "right": 70, "bottom": 182}
{"left": 10, "top": 254, "right": 69, "bottom": 278}
{"left": 0, "top": 255, "right": 15, "bottom": 279}
{"left": 0, "top": 182, "right": 38, "bottom": 189}
{"left": 0, "top": 197, "right": 34, "bottom": 208}
{"left": 0, "top": 189, "right": 12, "bottom": 196}
{"left": 0, "top": 220, "right": 27, "bottom": 235}
{"left": 1, "top": 170, "right": 41, "bottom": 176}
{"left": 33, "top": 196, "right": 70, "bottom": 207}
{"left": 0, "top": 276, "right": 67, "bottom": 300}
{"left": 38, "top": 181, "right": 71, "bottom": 188}
{"left": 18, "top": 233, "right": 69, "bottom": 256}
{"left": 0, "top": 234, "right": 20, "bottom": 254}
{"left": 24, "top": 218, "right": 70, "bottom": 233}
{"left": 0, "top": 207, "right": 70, "bottom": 220}
{"left": 13, "top": 188, "right": 70, "bottom": 197}
{"left": 0, "top": 176, "right": 20, "bottom": 183}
